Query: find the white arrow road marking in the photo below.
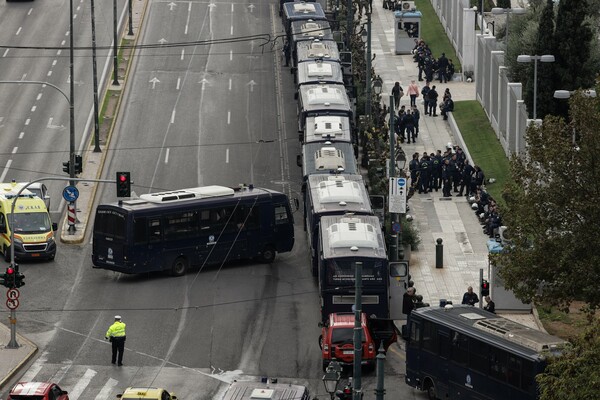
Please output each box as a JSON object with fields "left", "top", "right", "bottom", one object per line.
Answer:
{"left": 158, "top": 38, "right": 168, "bottom": 45}
{"left": 247, "top": 80, "right": 257, "bottom": 92}
{"left": 168, "top": 1, "right": 176, "bottom": 10}
{"left": 149, "top": 77, "right": 160, "bottom": 89}
{"left": 199, "top": 78, "right": 208, "bottom": 90}
{"left": 248, "top": 4, "right": 255, "bottom": 12}
{"left": 208, "top": 3, "right": 216, "bottom": 9}
{"left": 68, "top": 368, "right": 97, "bottom": 399}
{"left": 94, "top": 378, "right": 119, "bottom": 400}
{"left": 47, "top": 117, "right": 66, "bottom": 130}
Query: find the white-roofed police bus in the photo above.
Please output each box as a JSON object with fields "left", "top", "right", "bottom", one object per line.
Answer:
{"left": 92, "top": 185, "right": 295, "bottom": 276}
{"left": 221, "top": 378, "right": 310, "bottom": 400}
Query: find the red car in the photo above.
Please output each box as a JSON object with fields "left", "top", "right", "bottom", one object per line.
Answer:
{"left": 8, "top": 382, "right": 69, "bottom": 400}
{"left": 319, "top": 312, "right": 398, "bottom": 371}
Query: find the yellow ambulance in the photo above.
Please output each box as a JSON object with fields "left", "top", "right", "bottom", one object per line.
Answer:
{"left": 0, "top": 182, "right": 57, "bottom": 261}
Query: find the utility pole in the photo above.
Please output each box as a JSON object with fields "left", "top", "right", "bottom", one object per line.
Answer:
{"left": 353, "top": 262, "right": 363, "bottom": 400}
{"left": 389, "top": 96, "right": 398, "bottom": 262}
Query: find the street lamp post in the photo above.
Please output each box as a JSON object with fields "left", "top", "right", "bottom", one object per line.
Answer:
{"left": 517, "top": 54, "right": 555, "bottom": 120}
{"left": 491, "top": 7, "right": 526, "bottom": 49}
{"left": 361, "top": 13, "right": 373, "bottom": 119}
{"left": 486, "top": 21, "right": 495, "bottom": 36}
{"left": 322, "top": 360, "right": 342, "bottom": 400}
{"left": 553, "top": 89, "right": 597, "bottom": 144}
{"left": 395, "top": 149, "right": 407, "bottom": 260}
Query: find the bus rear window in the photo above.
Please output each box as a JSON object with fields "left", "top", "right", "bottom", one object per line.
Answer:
{"left": 94, "top": 209, "right": 126, "bottom": 240}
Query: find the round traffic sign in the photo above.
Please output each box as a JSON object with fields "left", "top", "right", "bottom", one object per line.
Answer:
{"left": 397, "top": 178, "right": 406, "bottom": 187}
{"left": 392, "top": 222, "right": 401, "bottom": 233}
{"left": 62, "top": 185, "right": 80, "bottom": 202}
{"left": 6, "top": 288, "right": 19, "bottom": 299}
{"left": 6, "top": 298, "right": 19, "bottom": 310}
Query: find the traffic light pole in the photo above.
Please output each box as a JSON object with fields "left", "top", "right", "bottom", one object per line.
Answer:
{"left": 5, "top": 177, "right": 116, "bottom": 349}
{"left": 479, "top": 268, "right": 484, "bottom": 309}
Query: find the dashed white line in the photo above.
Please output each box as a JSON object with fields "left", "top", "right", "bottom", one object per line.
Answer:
{"left": 0, "top": 160, "right": 13, "bottom": 182}
{"left": 2, "top": 49, "right": 8, "bottom": 57}
{"left": 176, "top": 77, "right": 181, "bottom": 90}
{"left": 31, "top": 106, "right": 36, "bottom": 112}
{"left": 229, "top": 78, "right": 232, "bottom": 91}
{"left": 36, "top": 93, "right": 43, "bottom": 100}
{"left": 230, "top": 25, "right": 233, "bottom": 35}
{"left": 27, "top": 8, "right": 33, "bottom": 15}
{"left": 181, "top": 49, "right": 185, "bottom": 60}
{"left": 226, "top": 148, "right": 229, "bottom": 163}
{"left": 16, "top": 27, "right": 22, "bottom": 36}
{"left": 61, "top": 40, "right": 66, "bottom": 45}
{"left": 57, "top": 49, "right": 62, "bottom": 56}
{"left": 25, "top": 118, "right": 31, "bottom": 126}
{"left": 19, "top": 132, "right": 24, "bottom": 139}
{"left": 47, "top": 71, "right": 52, "bottom": 77}
{"left": 230, "top": 50, "right": 233, "bottom": 61}
{"left": 171, "top": 109, "right": 176, "bottom": 124}
{"left": 52, "top": 60, "right": 57, "bottom": 66}
{"left": 227, "top": 111, "right": 231, "bottom": 124}
{"left": 165, "top": 148, "right": 170, "bottom": 164}
{"left": 12, "top": 147, "right": 18, "bottom": 154}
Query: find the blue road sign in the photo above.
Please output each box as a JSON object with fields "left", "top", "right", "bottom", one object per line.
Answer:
{"left": 397, "top": 177, "right": 406, "bottom": 187}
{"left": 392, "top": 222, "right": 401, "bottom": 233}
{"left": 62, "top": 186, "right": 79, "bottom": 202}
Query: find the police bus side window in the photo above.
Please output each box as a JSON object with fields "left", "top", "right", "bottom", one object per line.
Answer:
{"left": 148, "top": 219, "right": 161, "bottom": 243}
{"left": 275, "top": 204, "right": 289, "bottom": 224}
{"left": 133, "top": 217, "right": 146, "bottom": 244}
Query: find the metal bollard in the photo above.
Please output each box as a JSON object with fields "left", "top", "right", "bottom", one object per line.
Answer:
{"left": 435, "top": 238, "right": 443, "bottom": 268}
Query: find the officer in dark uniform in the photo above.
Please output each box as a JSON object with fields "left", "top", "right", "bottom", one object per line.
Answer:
{"left": 442, "top": 159, "right": 452, "bottom": 197}
{"left": 409, "top": 153, "right": 420, "bottom": 188}
{"left": 458, "top": 160, "right": 474, "bottom": 196}
{"left": 429, "top": 153, "right": 441, "bottom": 192}
{"left": 419, "top": 154, "right": 430, "bottom": 194}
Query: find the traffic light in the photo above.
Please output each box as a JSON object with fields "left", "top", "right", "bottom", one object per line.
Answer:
{"left": 74, "top": 155, "right": 83, "bottom": 174}
{"left": 13, "top": 264, "right": 24, "bottom": 288}
{"left": 3, "top": 266, "right": 16, "bottom": 289}
{"left": 481, "top": 279, "right": 490, "bottom": 297}
{"left": 116, "top": 172, "right": 131, "bottom": 197}
{"left": 62, "top": 160, "right": 71, "bottom": 174}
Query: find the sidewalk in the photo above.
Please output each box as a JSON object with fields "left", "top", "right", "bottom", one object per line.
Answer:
{"left": 0, "top": 322, "right": 37, "bottom": 389}
{"left": 367, "top": 4, "right": 540, "bottom": 329}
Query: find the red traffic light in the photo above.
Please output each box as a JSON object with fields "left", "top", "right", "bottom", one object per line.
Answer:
{"left": 7, "top": 267, "right": 14, "bottom": 275}
{"left": 118, "top": 174, "right": 127, "bottom": 183}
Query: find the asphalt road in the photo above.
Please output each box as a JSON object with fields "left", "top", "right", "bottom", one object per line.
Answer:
{"left": 0, "top": 1, "right": 427, "bottom": 398}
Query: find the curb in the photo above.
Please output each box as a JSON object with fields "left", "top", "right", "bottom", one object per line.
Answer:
{"left": 0, "top": 324, "right": 38, "bottom": 389}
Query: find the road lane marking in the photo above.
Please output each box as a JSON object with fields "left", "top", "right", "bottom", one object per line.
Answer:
{"left": 227, "top": 111, "right": 230, "bottom": 124}
{"left": 37, "top": 93, "right": 43, "bottom": 100}
{"left": 53, "top": 59, "right": 58, "bottom": 66}
{"left": 31, "top": 105, "right": 36, "bottom": 112}
{"left": 231, "top": 3, "right": 234, "bottom": 12}
{"left": 19, "top": 132, "right": 24, "bottom": 139}
{"left": 177, "top": 77, "right": 181, "bottom": 90}
{"left": 0, "top": 160, "right": 11, "bottom": 182}
{"left": 185, "top": 1, "right": 192, "bottom": 34}
{"left": 25, "top": 118, "right": 31, "bottom": 126}
{"left": 94, "top": 378, "right": 119, "bottom": 400}
{"left": 2, "top": 49, "right": 8, "bottom": 57}
{"left": 230, "top": 50, "right": 233, "bottom": 61}
{"left": 230, "top": 25, "right": 233, "bottom": 35}
{"left": 28, "top": 8, "right": 33, "bottom": 15}
{"left": 165, "top": 148, "right": 170, "bottom": 164}
{"left": 171, "top": 109, "right": 176, "bottom": 124}
{"left": 68, "top": 368, "right": 97, "bottom": 399}
{"left": 12, "top": 147, "right": 18, "bottom": 154}
{"left": 47, "top": 71, "right": 52, "bottom": 77}
{"left": 16, "top": 27, "right": 22, "bottom": 36}
{"left": 181, "top": 49, "right": 185, "bottom": 60}
{"left": 226, "top": 148, "right": 229, "bottom": 163}
{"left": 229, "top": 78, "right": 232, "bottom": 91}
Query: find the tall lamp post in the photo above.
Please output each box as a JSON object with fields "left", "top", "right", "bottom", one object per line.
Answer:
{"left": 361, "top": 12, "right": 373, "bottom": 119}
{"left": 322, "top": 360, "right": 342, "bottom": 400}
{"left": 553, "top": 89, "right": 597, "bottom": 144}
{"left": 517, "top": 54, "right": 555, "bottom": 120}
{"left": 395, "top": 149, "right": 407, "bottom": 260}
{"left": 491, "top": 7, "right": 526, "bottom": 49}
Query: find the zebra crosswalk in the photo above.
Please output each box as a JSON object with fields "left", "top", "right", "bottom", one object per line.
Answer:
{"left": 6, "top": 352, "right": 228, "bottom": 400}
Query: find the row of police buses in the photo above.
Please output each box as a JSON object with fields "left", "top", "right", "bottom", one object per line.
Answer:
{"left": 281, "top": 1, "right": 409, "bottom": 322}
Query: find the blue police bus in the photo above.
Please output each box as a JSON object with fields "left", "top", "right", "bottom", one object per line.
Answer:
{"left": 92, "top": 185, "right": 295, "bottom": 276}
{"left": 405, "top": 305, "right": 567, "bottom": 400}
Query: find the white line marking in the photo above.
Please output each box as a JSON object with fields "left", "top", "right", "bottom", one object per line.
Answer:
{"left": 0, "top": 160, "right": 12, "bottom": 182}
{"left": 2, "top": 49, "right": 8, "bottom": 57}
{"left": 165, "top": 148, "right": 170, "bottom": 163}
{"left": 37, "top": 93, "right": 43, "bottom": 100}
{"left": 181, "top": 49, "right": 185, "bottom": 60}
{"left": 28, "top": 8, "right": 33, "bottom": 15}
{"left": 94, "top": 378, "right": 119, "bottom": 400}
{"left": 16, "top": 27, "right": 22, "bottom": 36}
{"left": 52, "top": 60, "right": 57, "bottom": 66}
{"left": 31, "top": 106, "right": 36, "bottom": 112}
{"left": 57, "top": 49, "right": 62, "bottom": 56}
{"left": 229, "top": 78, "right": 232, "bottom": 91}
{"left": 12, "top": 147, "right": 18, "bottom": 154}
{"left": 19, "top": 132, "right": 24, "bottom": 139}
{"left": 47, "top": 71, "right": 52, "bottom": 77}
{"left": 68, "top": 368, "right": 97, "bottom": 400}
{"left": 226, "top": 148, "right": 229, "bottom": 163}
{"left": 230, "top": 25, "right": 233, "bottom": 35}
{"left": 227, "top": 111, "right": 231, "bottom": 124}
{"left": 230, "top": 50, "right": 233, "bottom": 61}
{"left": 176, "top": 77, "right": 181, "bottom": 90}
{"left": 25, "top": 118, "right": 31, "bottom": 126}
{"left": 171, "top": 109, "right": 176, "bottom": 124}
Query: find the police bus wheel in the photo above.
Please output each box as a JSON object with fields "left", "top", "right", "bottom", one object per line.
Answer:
{"left": 258, "top": 246, "right": 276, "bottom": 263}
{"left": 425, "top": 379, "right": 437, "bottom": 400}
{"left": 171, "top": 257, "right": 188, "bottom": 277}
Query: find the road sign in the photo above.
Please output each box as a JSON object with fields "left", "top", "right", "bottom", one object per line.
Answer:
{"left": 392, "top": 222, "right": 401, "bottom": 233}
{"left": 389, "top": 177, "right": 407, "bottom": 213}
{"left": 7, "top": 288, "right": 19, "bottom": 299}
{"left": 6, "top": 298, "right": 19, "bottom": 310}
{"left": 62, "top": 185, "right": 80, "bottom": 202}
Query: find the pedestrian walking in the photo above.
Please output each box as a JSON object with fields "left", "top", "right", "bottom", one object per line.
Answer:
{"left": 283, "top": 39, "right": 291, "bottom": 67}
{"left": 407, "top": 80, "right": 420, "bottom": 107}
{"left": 392, "top": 82, "right": 404, "bottom": 109}
{"left": 105, "top": 315, "right": 127, "bottom": 366}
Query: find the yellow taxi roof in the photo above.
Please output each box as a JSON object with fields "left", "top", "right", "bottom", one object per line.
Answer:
{"left": 121, "top": 387, "right": 166, "bottom": 399}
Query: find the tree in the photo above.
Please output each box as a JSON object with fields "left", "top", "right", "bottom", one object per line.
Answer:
{"left": 554, "top": 0, "right": 595, "bottom": 92}
{"left": 496, "top": 88, "right": 600, "bottom": 310}
{"left": 537, "top": 318, "right": 600, "bottom": 399}
{"left": 524, "top": 0, "right": 556, "bottom": 119}
{"left": 496, "top": 0, "right": 511, "bottom": 8}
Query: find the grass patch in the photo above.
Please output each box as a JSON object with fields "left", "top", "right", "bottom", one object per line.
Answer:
{"left": 414, "top": 0, "right": 462, "bottom": 72}
{"left": 537, "top": 302, "right": 598, "bottom": 341}
{"left": 452, "top": 100, "right": 510, "bottom": 207}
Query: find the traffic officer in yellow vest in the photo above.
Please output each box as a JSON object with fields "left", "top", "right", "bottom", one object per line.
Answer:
{"left": 105, "top": 315, "right": 126, "bottom": 366}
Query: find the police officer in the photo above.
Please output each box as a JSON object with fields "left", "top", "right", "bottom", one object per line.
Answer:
{"left": 106, "top": 315, "right": 127, "bottom": 366}
{"left": 419, "top": 154, "right": 430, "bottom": 194}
